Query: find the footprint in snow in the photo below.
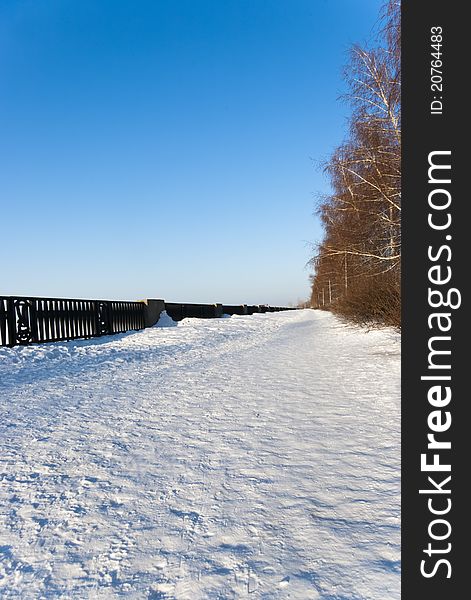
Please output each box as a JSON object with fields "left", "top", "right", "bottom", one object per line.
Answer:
{"left": 154, "top": 558, "right": 167, "bottom": 570}
{"left": 202, "top": 531, "right": 215, "bottom": 538}
{"left": 148, "top": 581, "right": 174, "bottom": 599}
{"left": 278, "top": 576, "right": 290, "bottom": 588}
{"left": 262, "top": 566, "right": 276, "bottom": 574}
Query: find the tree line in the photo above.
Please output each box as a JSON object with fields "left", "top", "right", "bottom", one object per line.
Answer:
{"left": 309, "top": 1, "right": 400, "bottom": 327}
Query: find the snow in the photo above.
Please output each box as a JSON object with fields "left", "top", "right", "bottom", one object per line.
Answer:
{"left": 0, "top": 309, "right": 400, "bottom": 599}
{"left": 154, "top": 310, "right": 178, "bottom": 328}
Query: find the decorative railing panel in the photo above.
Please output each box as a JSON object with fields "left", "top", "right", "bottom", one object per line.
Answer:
{"left": 0, "top": 296, "right": 145, "bottom": 347}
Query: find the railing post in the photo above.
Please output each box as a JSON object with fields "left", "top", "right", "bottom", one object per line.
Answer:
{"left": 141, "top": 299, "right": 165, "bottom": 327}
{"left": 30, "top": 299, "right": 39, "bottom": 343}
{"left": 94, "top": 301, "right": 102, "bottom": 337}
{"left": 7, "top": 297, "right": 16, "bottom": 347}
{"left": 106, "top": 301, "right": 113, "bottom": 335}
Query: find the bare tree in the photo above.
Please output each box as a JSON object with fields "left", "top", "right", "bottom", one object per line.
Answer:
{"left": 310, "top": 0, "right": 400, "bottom": 327}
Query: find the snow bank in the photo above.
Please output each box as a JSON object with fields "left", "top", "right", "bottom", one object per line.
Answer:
{"left": 155, "top": 310, "right": 178, "bottom": 328}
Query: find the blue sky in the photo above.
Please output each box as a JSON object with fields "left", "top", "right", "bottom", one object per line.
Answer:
{"left": 1, "top": 0, "right": 382, "bottom": 305}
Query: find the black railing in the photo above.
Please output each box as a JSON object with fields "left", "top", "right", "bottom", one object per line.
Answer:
{"left": 164, "top": 302, "right": 223, "bottom": 321}
{"left": 0, "top": 296, "right": 145, "bottom": 347}
{"left": 0, "top": 295, "right": 299, "bottom": 348}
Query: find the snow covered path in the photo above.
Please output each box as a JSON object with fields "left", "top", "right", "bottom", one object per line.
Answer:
{"left": 0, "top": 310, "right": 400, "bottom": 599}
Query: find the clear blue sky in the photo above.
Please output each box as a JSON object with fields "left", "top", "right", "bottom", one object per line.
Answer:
{"left": 1, "top": 0, "right": 382, "bottom": 305}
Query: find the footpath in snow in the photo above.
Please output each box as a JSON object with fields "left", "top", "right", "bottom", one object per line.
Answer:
{"left": 0, "top": 309, "right": 400, "bottom": 599}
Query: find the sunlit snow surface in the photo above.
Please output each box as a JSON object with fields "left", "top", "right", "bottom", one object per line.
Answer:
{"left": 0, "top": 310, "right": 400, "bottom": 599}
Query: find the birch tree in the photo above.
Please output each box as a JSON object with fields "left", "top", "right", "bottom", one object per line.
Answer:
{"left": 310, "top": 0, "right": 401, "bottom": 326}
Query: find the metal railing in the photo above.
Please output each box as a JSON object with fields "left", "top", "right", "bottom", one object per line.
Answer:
{"left": 0, "top": 296, "right": 145, "bottom": 347}
{"left": 0, "top": 295, "right": 298, "bottom": 348}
